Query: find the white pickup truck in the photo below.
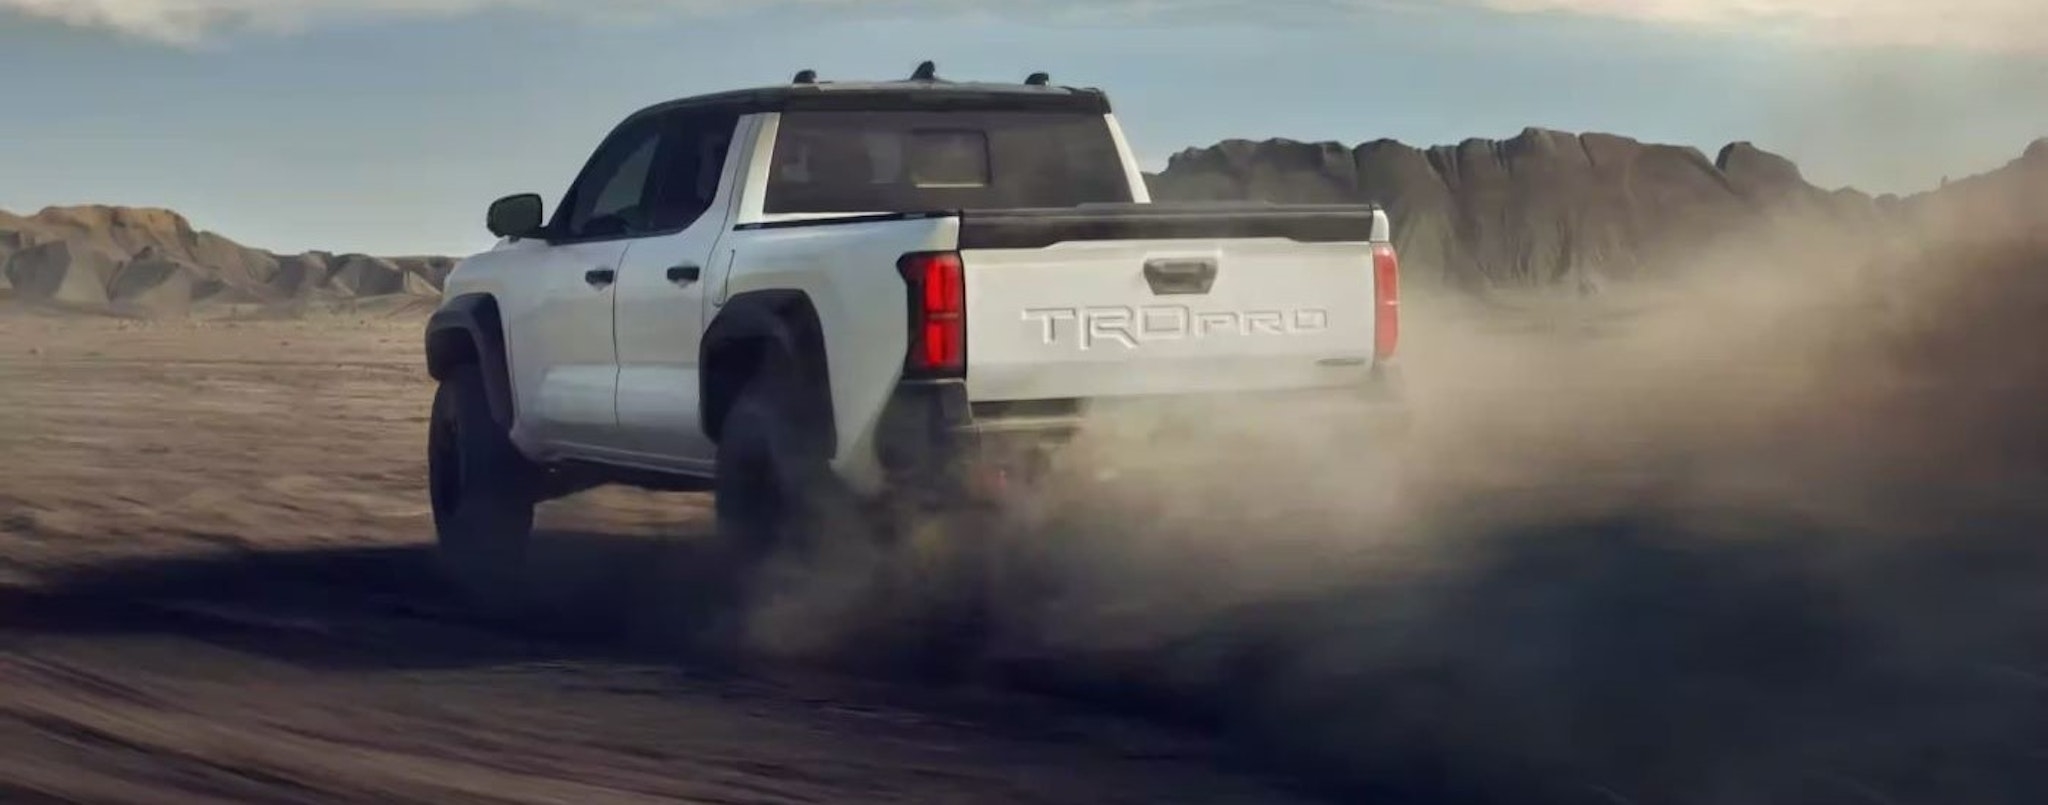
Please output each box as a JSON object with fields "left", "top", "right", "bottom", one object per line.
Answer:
{"left": 423, "top": 63, "right": 1403, "bottom": 599}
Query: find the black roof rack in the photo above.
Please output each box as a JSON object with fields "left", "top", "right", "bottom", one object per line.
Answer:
{"left": 792, "top": 63, "right": 1052, "bottom": 88}
{"left": 615, "top": 63, "right": 1110, "bottom": 126}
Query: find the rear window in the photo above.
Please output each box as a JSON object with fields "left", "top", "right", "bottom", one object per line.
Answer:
{"left": 763, "top": 111, "right": 1134, "bottom": 214}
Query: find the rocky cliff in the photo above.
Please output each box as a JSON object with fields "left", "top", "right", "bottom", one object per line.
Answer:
{"left": 0, "top": 205, "right": 454, "bottom": 317}
{"left": 8, "top": 131, "right": 2042, "bottom": 316}
{"left": 1147, "top": 129, "right": 2045, "bottom": 291}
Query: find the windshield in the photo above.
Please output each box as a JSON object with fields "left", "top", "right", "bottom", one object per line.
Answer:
{"left": 763, "top": 110, "right": 1134, "bottom": 214}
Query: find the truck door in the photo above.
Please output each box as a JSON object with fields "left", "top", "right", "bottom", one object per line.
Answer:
{"left": 608, "top": 109, "right": 747, "bottom": 472}
{"left": 508, "top": 116, "right": 663, "bottom": 453}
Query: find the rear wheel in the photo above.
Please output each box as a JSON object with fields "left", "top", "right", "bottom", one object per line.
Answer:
{"left": 712, "top": 370, "right": 1007, "bottom": 674}
{"left": 427, "top": 362, "right": 538, "bottom": 616}
{"left": 713, "top": 373, "right": 853, "bottom": 563}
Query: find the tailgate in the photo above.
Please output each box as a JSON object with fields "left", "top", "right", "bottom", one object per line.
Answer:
{"left": 958, "top": 203, "right": 1385, "bottom": 403}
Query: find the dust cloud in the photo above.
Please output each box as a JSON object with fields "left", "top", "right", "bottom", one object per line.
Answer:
{"left": 734, "top": 193, "right": 2048, "bottom": 803}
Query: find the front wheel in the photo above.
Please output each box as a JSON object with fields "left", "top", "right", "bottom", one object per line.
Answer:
{"left": 427, "top": 362, "right": 538, "bottom": 616}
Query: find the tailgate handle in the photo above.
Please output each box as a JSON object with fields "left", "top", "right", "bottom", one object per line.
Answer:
{"left": 1143, "top": 258, "right": 1217, "bottom": 295}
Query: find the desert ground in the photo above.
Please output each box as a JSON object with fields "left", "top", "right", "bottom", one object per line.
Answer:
{"left": 0, "top": 314, "right": 1334, "bottom": 804}
{"left": 3, "top": 225, "right": 2046, "bottom": 805}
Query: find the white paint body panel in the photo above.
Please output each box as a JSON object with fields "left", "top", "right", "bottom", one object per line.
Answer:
{"left": 603, "top": 115, "right": 758, "bottom": 474}
{"left": 435, "top": 99, "right": 1395, "bottom": 495}
{"left": 719, "top": 216, "right": 958, "bottom": 494}
{"left": 443, "top": 238, "right": 627, "bottom": 457}
{"left": 961, "top": 239, "right": 1377, "bottom": 402}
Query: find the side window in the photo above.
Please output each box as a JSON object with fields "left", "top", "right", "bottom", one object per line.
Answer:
{"left": 587, "top": 139, "right": 658, "bottom": 226}
{"left": 556, "top": 121, "right": 662, "bottom": 240}
{"left": 645, "top": 111, "right": 740, "bottom": 232}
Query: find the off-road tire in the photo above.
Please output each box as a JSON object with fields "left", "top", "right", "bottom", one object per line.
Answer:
{"left": 712, "top": 371, "right": 850, "bottom": 563}
{"left": 427, "top": 361, "right": 538, "bottom": 616}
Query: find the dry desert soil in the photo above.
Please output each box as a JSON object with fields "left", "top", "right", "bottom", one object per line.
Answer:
{"left": 0, "top": 314, "right": 1327, "bottom": 805}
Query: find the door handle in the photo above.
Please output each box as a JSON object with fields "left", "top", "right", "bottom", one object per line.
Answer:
{"left": 666, "top": 264, "right": 701, "bottom": 285}
{"left": 584, "top": 268, "right": 615, "bottom": 287}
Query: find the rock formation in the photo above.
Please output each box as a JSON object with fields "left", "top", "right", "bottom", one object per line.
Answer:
{"left": 6, "top": 240, "right": 121, "bottom": 309}
{"left": 6, "top": 132, "right": 2041, "bottom": 317}
{"left": 1147, "top": 129, "right": 2043, "bottom": 291}
{"left": 0, "top": 205, "right": 456, "bottom": 317}
{"left": 107, "top": 247, "right": 209, "bottom": 317}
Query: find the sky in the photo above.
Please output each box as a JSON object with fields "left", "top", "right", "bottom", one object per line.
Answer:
{"left": 1, "top": 0, "right": 2044, "bottom": 257}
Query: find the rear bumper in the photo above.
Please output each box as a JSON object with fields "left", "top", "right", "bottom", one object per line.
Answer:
{"left": 870, "top": 364, "right": 1406, "bottom": 503}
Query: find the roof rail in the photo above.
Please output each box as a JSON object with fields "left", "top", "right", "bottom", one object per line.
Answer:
{"left": 791, "top": 63, "right": 1065, "bottom": 88}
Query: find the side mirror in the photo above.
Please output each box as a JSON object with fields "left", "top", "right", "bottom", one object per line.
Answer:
{"left": 487, "top": 193, "right": 544, "bottom": 240}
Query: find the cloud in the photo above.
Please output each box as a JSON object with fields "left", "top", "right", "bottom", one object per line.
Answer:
{"left": 0, "top": 0, "right": 728, "bottom": 44}
{"left": 0, "top": 0, "right": 518, "bottom": 44}
{"left": 4, "top": 0, "right": 2044, "bottom": 55}
{"left": 1474, "top": 0, "right": 2048, "bottom": 55}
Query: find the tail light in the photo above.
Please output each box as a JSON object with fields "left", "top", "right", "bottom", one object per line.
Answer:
{"left": 898, "top": 250, "right": 965, "bottom": 377}
{"left": 1372, "top": 243, "right": 1401, "bottom": 361}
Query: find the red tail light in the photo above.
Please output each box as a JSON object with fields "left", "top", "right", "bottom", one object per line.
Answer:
{"left": 898, "top": 250, "right": 965, "bottom": 377}
{"left": 1372, "top": 243, "right": 1401, "bottom": 361}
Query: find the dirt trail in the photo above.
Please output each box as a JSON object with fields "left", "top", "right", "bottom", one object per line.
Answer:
{"left": 6, "top": 222, "right": 2043, "bottom": 805}
{"left": 0, "top": 315, "right": 1325, "bottom": 804}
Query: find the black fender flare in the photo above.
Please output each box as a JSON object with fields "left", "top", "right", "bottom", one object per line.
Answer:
{"left": 423, "top": 293, "right": 516, "bottom": 431}
{"left": 700, "top": 290, "right": 834, "bottom": 455}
